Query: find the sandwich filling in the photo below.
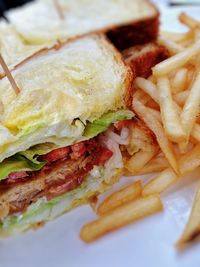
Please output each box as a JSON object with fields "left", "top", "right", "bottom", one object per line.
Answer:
{"left": 0, "top": 110, "right": 134, "bottom": 225}
{"left": 0, "top": 34, "right": 134, "bottom": 232}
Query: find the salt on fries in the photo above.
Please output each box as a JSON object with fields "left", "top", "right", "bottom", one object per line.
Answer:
{"left": 80, "top": 13, "right": 200, "bottom": 246}
{"left": 80, "top": 195, "right": 163, "bottom": 243}
{"left": 97, "top": 181, "right": 142, "bottom": 215}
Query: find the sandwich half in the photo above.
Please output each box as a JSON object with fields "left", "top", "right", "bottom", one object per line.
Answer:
{"left": 6, "top": 0, "right": 159, "bottom": 49}
{"left": 0, "top": 34, "right": 135, "bottom": 235}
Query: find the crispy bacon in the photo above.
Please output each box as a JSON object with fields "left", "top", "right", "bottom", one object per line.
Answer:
{"left": 6, "top": 171, "right": 28, "bottom": 184}
{"left": 47, "top": 146, "right": 113, "bottom": 199}
{"left": 39, "top": 147, "right": 70, "bottom": 163}
{"left": 47, "top": 172, "right": 86, "bottom": 200}
{"left": 0, "top": 141, "right": 113, "bottom": 217}
{"left": 70, "top": 142, "right": 86, "bottom": 160}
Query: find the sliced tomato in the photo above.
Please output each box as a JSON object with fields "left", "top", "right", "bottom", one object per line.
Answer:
{"left": 39, "top": 147, "right": 70, "bottom": 163}
{"left": 95, "top": 147, "right": 113, "bottom": 166}
{"left": 70, "top": 142, "right": 86, "bottom": 160}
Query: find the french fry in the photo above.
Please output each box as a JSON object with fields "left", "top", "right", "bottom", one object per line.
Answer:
{"left": 138, "top": 156, "right": 169, "bottom": 175}
{"left": 157, "top": 76, "right": 185, "bottom": 142}
{"left": 142, "top": 168, "right": 178, "bottom": 196}
{"left": 179, "top": 144, "right": 200, "bottom": 174}
{"left": 171, "top": 68, "right": 188, "bottom": 94}
{"left": 170, "top": 100, "right": 200, "bottom": 143}
{"left": 80, "top": 195, "right": 163, "bottom": 243}
{"left": 177, "top": 182, "right": 200, "bottom": 245}
{"left": 133, "top": 89, "right": 147, "bottom": 101}
{"left": 192, "top": 124, "right": 200, "bottom": 143}
{"left": 147, "top": 107, "right": 161, "bottom": 122}
{"left": 152, "top": 40, "right": 200, "bottom": 77}
{"left": 179, "top": 12, "right": 200, "bottom": 29}
{"left": 148, "top": 75, "right": 156, "bottom": 83}
{"left": 132, "top": 98, "right": 179, "bottom": 173}
{"left": 146, "top": 99, "right": 160, "bottom": 110}
{"left": 174, "top": 90, "right": 189, "bottom": 106}
{"left": 158, "top": 37, "right": 184, "bottom": 55}
{"left": 160, "top": 30, "right": 193, "bottom": 43}
{"left": 140, "top": 93, "right": 151, "bottom": 105}
{"left": 97, "top": 181, "right": 142, "bottom": 215}
{"left": 194, "top": 27, "right": 200, "bottom": 42}
{"left": 187, "top": 67, "right": 196, "bottom": 87}
{"left": 135, "top": 77, "right": 159, "bottom": 103}
{"left": 125, "top": 149, "right": 157, "bottom": 174}
{"left": 143, "top": 145, "right": 200, "bottom": 196}
{"left": 180, "top": 71, "right": 200, "bottom": 150}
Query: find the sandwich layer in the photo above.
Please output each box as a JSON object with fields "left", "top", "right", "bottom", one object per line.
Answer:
{"left": 6, "top": 0, "right": 158, "bottom": 46}
{"left": 0, "top": 122, "right": 131, "bottom": 234}
{"left": 0, "top": 165, "right": 123, "bottom": 235}
{"left": 0, "top": 20, "right": 45, "bottom": 76}
{"left": 0, "top": 138, "right": 113, "bottom": 219}
{"left": 0, "top": 34, "right": 132, "bottom": 162}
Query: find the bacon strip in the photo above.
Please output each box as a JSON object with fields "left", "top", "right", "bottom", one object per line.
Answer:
{"left": 0, "top": 140, "right": 113, "bottom": 218}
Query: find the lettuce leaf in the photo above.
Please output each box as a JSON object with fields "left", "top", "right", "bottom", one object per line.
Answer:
{"left": 0, "top": 155, "right": 46, "bottom": 181}
{"left": 17, "top": 143, "right": 58, "bottom": 164}
{"left": 1, "top": 167, "right": 106, "bottom": 231}
{"left": 0, "top": 144, "right": 57, "bottom": 181}
{"left": 83, "top": 110, "right": 134, "bottom": 137}
{"left": 0, "top": 110, "right": 133, "bottom": 181}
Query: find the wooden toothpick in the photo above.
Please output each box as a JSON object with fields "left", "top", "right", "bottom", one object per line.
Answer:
{"left": 53, "top": 0, "right": 65, "bottom": 20}
{"left": 0, "top": 54, "right": 20, "bottom": 95}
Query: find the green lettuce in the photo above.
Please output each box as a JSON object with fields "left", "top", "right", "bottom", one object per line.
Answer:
{"left": 0, "top": 110, "right": 134, "bottom": 181}
{"left": 83, "top": 110, "right": 134, "bottom": 137}
{"left": 0, "top": 154, "right": 46, "bottom": 181}
{"left": 1, "top": 167, "right": 106, "bottom": 231}
{"left": 18, "top": 143, "right": 58, "bottom": 164}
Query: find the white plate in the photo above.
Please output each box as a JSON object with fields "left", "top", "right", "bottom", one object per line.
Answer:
{"left": 1, "top": 5, "right": 200, "bottom": 267}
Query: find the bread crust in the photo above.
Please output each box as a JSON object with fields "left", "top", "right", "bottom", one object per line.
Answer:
{"left": 107, "top": 16, "right": 159, "bottom": 51}
{"left": 123, "top": 42, "right": 169, "bottom": 79}
{"left": 107, "top": 1, "right": 159, "bottom": 50}
{"left": 6, "top": 0, "right": 159, "bottom": 51}
{"left": 0, "top": 33, "right": 134, "bottom": 109}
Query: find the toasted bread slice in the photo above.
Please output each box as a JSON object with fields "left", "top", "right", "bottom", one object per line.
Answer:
{"left": 107, "top": 13, "right": 159, "bottom": 50}
{"left": 123, "top": 42, "right": 169, "bottom": 79}
{"left": 0, "top": 20, "right": 45, "bottom": 76}
{"left": 6, "top": 0, "right": 159, "bottom": 48}
{"left": 0, "top": 34, "right": 133, "bottom": 162}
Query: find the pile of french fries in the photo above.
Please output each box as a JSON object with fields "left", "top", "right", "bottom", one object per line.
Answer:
{"left": 80, "top": 13, "right": 200, "bottom": 246}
